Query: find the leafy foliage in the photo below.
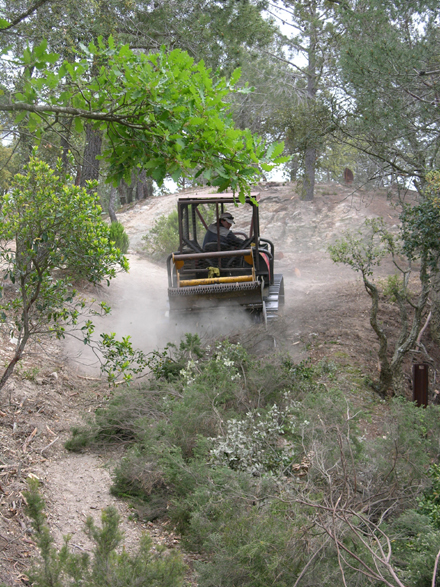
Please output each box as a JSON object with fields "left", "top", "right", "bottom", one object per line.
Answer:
{"left": 329, "top": 217, "right": 391, "bottom": 277}
{"left": 401, "top": 197, "right": 440, "bottom": 269}
{"left": 418, "top": 464, "right": 440, "bottom": 527}
{"left": 5, "top": 38, "right": 288, "bottom": 202}
{"left": 0, "top": 155, "right": 128, "bottom": 389}
{"left": 99, "top": 336, "right": 179, "bottom": 385}
{"left": 335, "top": 0, "right": 440, "bottom": 188}
{"left": 209, "top": 401, "right": 296, "bottom": 475}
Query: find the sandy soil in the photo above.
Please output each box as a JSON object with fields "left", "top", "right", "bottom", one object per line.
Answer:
{"left": 0, "top": 180, "right": 433, "bottom": 585}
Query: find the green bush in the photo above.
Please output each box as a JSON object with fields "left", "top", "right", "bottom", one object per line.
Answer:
{"left": 142, "top": 210, "right": 179, "bottom": 260}
{"left": 142, "top": 205, "right": 216, "bottom": 260}
{"left": 22, "top": 479, "right": 186, "bottom": 587}
{"left": 195, "top": 508, "right": 328, "bottom": 587}
{"left": 109, "top": 221, "right": 129, "bottom": 254}
{"left": 370, "top": 399, "right": 440, "bottom": 491}
{"left": 387, "top": 510, "right": 440, "bottom": 587}
{"left": 418, "top": 463, "right": 440, "bottom": 526}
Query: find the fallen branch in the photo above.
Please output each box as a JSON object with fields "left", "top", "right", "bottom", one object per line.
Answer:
{"left": 40, "top": 436, "right": 59, "bottom": 455}
{"left": 22, "top": 428, "right": 38, "bottom": 452}
{"left": 76, "top": 375, "right": 101, "bottom": 381}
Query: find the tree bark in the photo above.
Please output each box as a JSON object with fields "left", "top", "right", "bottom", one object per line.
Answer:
{"left": 290, "top": 156, "right": 299, "bottom": 181}
{"left": 136, "top": 169, "right": 154, "bottom": 199}
{"left": 363, "top": 256, "right": 431, "bottom": 397}
{"left": 303, "top": 147, "right": 316, "bottom": 201}
{"left": 80, "top": 123, "right": 103, "bottom": 187}
{"left": 118, "top": 182, "right": 126, "bottom": 205}
{"left": 60, "top": 117, "right": 73, "bottom": 172}
{"left": 301, "top": 0, "right": 318, "bottom": 202}
{"left": 108, "top": 186, "right": 118, "bottom": 223}
{"left": 364, "top": 277, "right": 393, "bottom": 396}
{"left": 145, "top": 176, "right": 154, "bottom": 198}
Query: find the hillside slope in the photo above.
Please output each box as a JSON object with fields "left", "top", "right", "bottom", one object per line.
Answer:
{"left": 0, "top": 180, "right": 433, "bottom": 585}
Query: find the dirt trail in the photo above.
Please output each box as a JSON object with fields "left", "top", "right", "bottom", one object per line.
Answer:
{"left": 0, "top": 181, "right": 410, "bottom": 585}
{"left": 34, "top": 453, "right": 144, "bottom": 553}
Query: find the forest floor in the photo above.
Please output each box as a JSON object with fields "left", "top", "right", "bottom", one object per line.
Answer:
{"left": 0, "top": 180, "right": 437, "bottom": 585}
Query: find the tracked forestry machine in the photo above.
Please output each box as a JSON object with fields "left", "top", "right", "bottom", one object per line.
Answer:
{"left": 167, "top": 193, "right": 284, "bottom": 325}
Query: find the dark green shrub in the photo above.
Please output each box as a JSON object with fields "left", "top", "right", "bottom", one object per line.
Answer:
{"left": 64, "top": 425, "right": 95, "bottom": 452}
{"left": 371, "top": 399, "right": 440, "bottom": 491}
{"left": 65, "top": 388, "right": 164, "bottom": 451}
{"left": 111, "top": 446, "right": 170, "bottom": 521}
{"left": 418, "top": 463, "right": 440, "bottom": 526}
{"left": 195, "top": 510, "right": 308, "bottom": 587}
{"left": 109, "top": 221, "right": 129, "bottom": 254}
{"left": 388, "top": 510, "right": 440, "bottom": 587}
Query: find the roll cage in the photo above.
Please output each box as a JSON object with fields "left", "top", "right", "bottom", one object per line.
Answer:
{"left": 166, "top": 193, "right": 275, "bottom": 288}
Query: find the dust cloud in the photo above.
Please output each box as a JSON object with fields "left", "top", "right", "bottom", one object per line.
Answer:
{"left": 63, "top": 254, "right": 255, "bottom": 377}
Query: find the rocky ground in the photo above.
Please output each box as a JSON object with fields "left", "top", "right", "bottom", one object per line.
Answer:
{"left": 0, "top": 180, "right": 435, "bottom": 585}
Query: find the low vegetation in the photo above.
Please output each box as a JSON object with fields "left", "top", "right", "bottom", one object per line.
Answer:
{"left": 66, "top": 334, "right": 440, "bottom": 586}
{"left": 142, "top": 210, "right": 180, "bottom": 260}
{"left": 109, "top": 221, "right": 130, "bottom": 255}
{"left": 16, "top": 479, "right": 186, "bottom": 587}
{"left": 142, "top": 205, "right": 215, "bottom": 260}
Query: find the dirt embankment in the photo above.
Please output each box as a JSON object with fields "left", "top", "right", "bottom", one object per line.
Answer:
{"left": 0, "top": 181, "right": 431, "bottom": 585}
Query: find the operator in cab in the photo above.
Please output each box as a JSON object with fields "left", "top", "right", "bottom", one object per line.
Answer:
{"left": 203, "top": 212, "right": 245, "bottom": 250}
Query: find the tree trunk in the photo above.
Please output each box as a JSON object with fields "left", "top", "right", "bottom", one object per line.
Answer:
{"left": 108, "top": 186, "right": 118, "bottom": 223}
{"left": 302, "top": 147, "right": 316, "bottom": 201}
{"left": 0, "top": 337, "right": 28, "bottom": 393}
{"left": 124, "top": 171, "right": 136, "bottom": 203}
{"left": 136, "top": 169, "right": 154, "bottom": 199}
{"left": 60, "top": 117, "right": 73, "bottom": 172}
{"left": 145, "top": 176, "right": 154, "bottom": 198}
{"left": 364, "top": 277, "right": 393, "bottom": 396}
{"left": 368, "top": 257, "right": 431, "bottom": 397}
{"left": 118, "top": 182, "right": 126, "bottom": 205}
{"left": 80, "top": 123, "right": 103, "bottom": 188}
{"left": 301, "top": 0, "right": 317, "bottom": 202}
{"left": 290, "top": 156, "right": 298, "bottom": 181}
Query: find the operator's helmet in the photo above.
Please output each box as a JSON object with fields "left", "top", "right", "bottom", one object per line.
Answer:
{"left": 219, "top": 212, "right": 235, "bottom": 224}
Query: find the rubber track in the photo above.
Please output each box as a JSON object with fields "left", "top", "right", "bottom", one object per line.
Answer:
{"left": 264, "top": 274, "right": 285, "bottom": 321}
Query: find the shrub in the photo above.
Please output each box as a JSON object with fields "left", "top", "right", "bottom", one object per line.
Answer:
{"left": 109, "top": 221, "right": 129, "bottom": 254}
{"left": 388, "top": 510, "right": 440, "bottom": 587}
{"left": 22, "top": 479, "right": 186, "bottom": 587}
{"left": 195, "top": 508, "right": 325, "bottom": 587}
{"left": 65, "top": 336, "right": 440, "bottom": 587}
{"left": 142, "top": 205, "right": 216, "bottom": 260}
{"left": 0, "top": 156, "right": 128, "bottom": 391}
{"left": 142, "top": 210, "right": 179, "bottom": 260}
{"left": 209, "top": 401, "right": 296, "bottom": 475}
{"left": 418, "top": 463, "right": 440, "bottom": 527}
